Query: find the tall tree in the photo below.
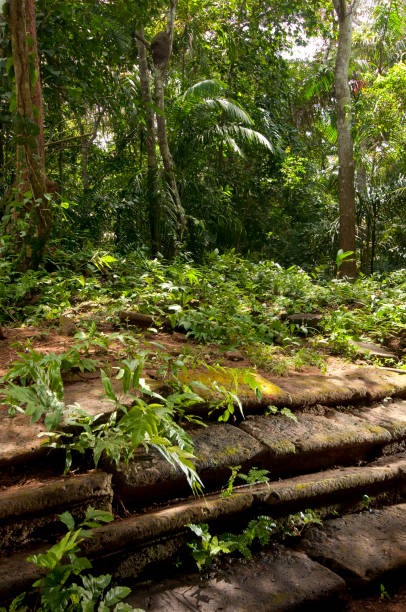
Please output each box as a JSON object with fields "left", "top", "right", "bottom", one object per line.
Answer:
{"left": 136, "top": 0, "right": 186, "bottom": 255}
{"left": 333, "top": 0, "right": 360, "bottom": 277}
{"left": 3, "top": 0, "right": 54, "bottom": 268}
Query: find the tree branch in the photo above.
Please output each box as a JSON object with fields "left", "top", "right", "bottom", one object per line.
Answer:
{"left": 134, "top": 30, "right": 151, "bottom": 51}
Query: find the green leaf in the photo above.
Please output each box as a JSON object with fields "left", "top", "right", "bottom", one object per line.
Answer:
{"left": 59, "top": 511, "right": 75, "bottom": 531}
{"left": 101, "top": 370, "right": 118, "bottom": 403}
{"left": 103, "top": 586, "right": 132, "bottom": 606}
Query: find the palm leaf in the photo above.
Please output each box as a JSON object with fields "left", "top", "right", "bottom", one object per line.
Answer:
{"left": 182, "top": 79, "right": 226, "bottom": 102}
{"left": 220, "top": 125, "right": 274, "bottom": 152}
{"left": 201, "top": 98, "right": 253, "bottom": 125}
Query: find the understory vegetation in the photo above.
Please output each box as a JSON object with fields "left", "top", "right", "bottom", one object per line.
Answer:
{"left": 2, "top": 250, "right": 406, "bottom": 364}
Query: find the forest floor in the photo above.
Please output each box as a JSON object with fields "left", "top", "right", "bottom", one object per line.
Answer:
{"left": 2, "top": 254, "right": 406, "bottom": 609}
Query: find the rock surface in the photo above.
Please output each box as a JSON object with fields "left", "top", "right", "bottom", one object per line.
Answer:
{"left": 239, "top": 409, "right": 391, "bottom": 472}
{"left": 348, "top": 339, "right": 395, "bottom": 359}
{"left": 127, "top": 545, "right": 346, "bottom": 611}
{"left": 299, "top": 503, "right": 406, "bottom": 583}
{"left": 113, "top": 423, "right": 266, "bottom": 504}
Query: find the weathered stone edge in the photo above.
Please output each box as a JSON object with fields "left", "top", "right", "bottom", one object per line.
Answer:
{"left": 0, "top": 471, "right": 113, "bottom": 521}
{"left": 1, "top": 459, "right": 406, "bottom": 600}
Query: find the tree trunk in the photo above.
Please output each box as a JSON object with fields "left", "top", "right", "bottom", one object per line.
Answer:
{"left": 136, "top": 28, "right": 161, "bottom": 254}
{"left": 333, "top": 0, "right": 359, "bottom": 278}
{"left": 136, "top": 1, "right": 186, "bottom": 256}
{"left": 153, "top": 65, "right": 185, "bottom": 249}
{"left": 5, "top": 0, "right": 53, "bottom": 269}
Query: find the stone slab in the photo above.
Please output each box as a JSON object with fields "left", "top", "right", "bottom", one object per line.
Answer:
{"left": 251, "top": 459, "right": 406, "bottom": 511}
{"left": 239, "top": 409, "right": 391, "bottom": 473}
{"left": 0, "top": 472, "right": 113, "bottom": 554}
{"left": 113, "top": 423, "right": 266, "bottom": 504}
{"left": 179, "top": 366, "right": 406, "bottom": 412}
{"left": 287, "top": 313, "right": 323, "bottom": 326}
{"left": 299, "top": 503, "right": 406, "bottom": 583}
{"left": 127, "top": 545, "right": 345, "bottom": 611}
{"left": 63, "top": 377, "right": 129, "bottom": 415}
{"left": 85, "top": 492, "right": 254, "bottom": 557}
{"left": 349, "top": 400, "right": 406, "bottom": 440}
{"left": 0, "top": 412, "right": 46, "bottom": 468}
{"left": 0, "top": 547, "right": 45, "bottom": 601}
{"left": 348, "top": 340, "right": 395, "bottom": 359}
{"left": 0, "top": 471, "right": 112, "bottom": 521}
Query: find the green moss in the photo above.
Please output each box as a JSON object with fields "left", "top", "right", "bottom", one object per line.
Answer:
{"left": 269, "top": 439, "right": 296, "bottom": 454}
{"left": 179, "top": 367, "right": 285, "bottom": 399}
{"left": 363, "top": 424, "right": 388, "bottom": 435}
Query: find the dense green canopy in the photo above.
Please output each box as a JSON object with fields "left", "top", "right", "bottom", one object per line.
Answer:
{"left": 0, "top": 0, "right": 405, "bottom": 271}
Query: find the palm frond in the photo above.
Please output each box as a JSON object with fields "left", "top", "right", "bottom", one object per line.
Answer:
{"left": 202, "top": 99, "right": 253, "bottom": 125}
{"left": 182, "top": 79, "right": 226, "bottom": 102}
{"left": 303, "top": 69, "right": 334, "bottom": 100}
{"left": 222, "top": 134, "right": 246, "bottom": 158}
{"left": 314, "top": 120, "right": 337, "bottom": 145}
{"left": 219, "top": 125, "right": 274, "bottom": 152}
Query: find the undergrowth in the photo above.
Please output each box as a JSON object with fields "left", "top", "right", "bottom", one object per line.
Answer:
{"left": 187, "top": 509, "right": 322, "bottom": 570}
{"left": 0, "top": 508, "right": 142, "bottom": 612}
{"left": 2, "top": 250, "right": 406, "bottom": 367}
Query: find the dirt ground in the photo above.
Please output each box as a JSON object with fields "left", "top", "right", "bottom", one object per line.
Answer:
{"left": 345, "top": 584, "right": 406, "bottom": 611}
{"left": 0, "top": 322, "right": 333, "bottom": 379}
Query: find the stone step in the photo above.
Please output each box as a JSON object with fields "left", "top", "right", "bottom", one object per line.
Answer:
{"left": 111, "top": 401, "right": 406, "bottom": 507}
{"left": 0, "top": 471, "right": 113, "bottom": 554}
{"left": 3, "top": 399, "right": 406, "bottom": 513}
{"left": 1, "top": 457, "right": 406, "bottom": 600}
{"left": 127, "top": 544, "right": 346, "bottom": 612}
{"left": 128, "top": 503, "right": 406, "bottom": 610}
{"left": 2, "top": 366, "right": 406, "bottom": 483}
{"left": 299, "top": 502, "right": 406, "bottom": 585}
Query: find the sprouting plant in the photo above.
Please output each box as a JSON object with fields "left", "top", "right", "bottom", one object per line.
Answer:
{"left": 277, "top": 509, "right": 322, "bottom": 539}
{"left": 187, "top": 515, "right": 276, "bottom": 569}
{"left": 221, "top": 465, "right": 270, "bottom": 497}
{"left": 265, "top": 405, "right": 298, "bottom": 422}
{"left": 380, "top": 584, "right": 391, "bottom": 601}
{"left": 221, "top": 515, "right": 276, "bottom": 558}
{"left": 238, "top": 467, "right": 270, "bottom": 487}
{"left": 187, "top": 523, "right": 231, "bottom": 570}
{"left": 43, "top": 359, "right": 205, "bottom": 494}
{"left": 73, "top": 320, "right": 110, "bottom": 355}
{"left": 361, "top": 494, "right": 372, "bottom": 510}
{"left": 2, "top": 347, "right": 99, "bottom": 428}
{"left": 221, "top": 465, "right": 242, "bottom": 498}
{"left": 0, "top": 508, "right": 139, "bottom": 612}
{"left": 336, "top": 249, "right": 354, "bottom": 275}
{"left": 194, "top": 364, "right": 262, "bottom": 423}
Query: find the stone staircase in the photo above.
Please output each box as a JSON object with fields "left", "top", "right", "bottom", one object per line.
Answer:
{"left": 1, "top": 365, "right": 406, "bottom": 609}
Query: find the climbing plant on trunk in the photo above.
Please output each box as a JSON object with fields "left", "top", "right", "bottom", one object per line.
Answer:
{"left": 333, "top": 0, "right": 360, "bottom": 278}
{"left": 2, "top": 0, "right": 54, "bottom": 269}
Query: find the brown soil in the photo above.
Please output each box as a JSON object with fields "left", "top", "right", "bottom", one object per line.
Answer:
{"left": 345, "top": 584, "right": 406, "bottom": 611}
{"left": 0, "top": 323, "right": 331, "bottom": 380}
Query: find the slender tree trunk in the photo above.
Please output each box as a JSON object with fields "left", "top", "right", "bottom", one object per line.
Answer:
{"left": 153, "top": 66, "right": 185, "bottom": 246}
{"left": 5, "top": 0, "right": 53, "bottom": 269}
{"left": 56, "top": 88, "right": 64, "bottom": 193}
{"left": 77, "top": 109, "right": 103, "bottom": 195}
{"left": 333, "top": 0, "right": 359, "bottom": 278}
{"left": 152, "top": 0, "right": 186, "bottom": 250}
{"left": 136, "top": 1, "right": 186, "bottom": 255}
{"left": 370, "top": 198, "right": 377, "bottom": 274}
{"left": 136, "top": 28, "right": 161, "bottom": 253}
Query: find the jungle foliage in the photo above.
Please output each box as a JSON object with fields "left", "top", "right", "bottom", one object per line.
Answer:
{"left": 0, "top": 0, "right": 405, "bottom": 272}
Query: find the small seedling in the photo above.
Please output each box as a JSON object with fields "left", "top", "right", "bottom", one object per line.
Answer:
{"left": 265, "top": 405, "right": 298, "bottom": 422}
{"left": 380, "top": 584, "right": 391, "bottom": 600}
